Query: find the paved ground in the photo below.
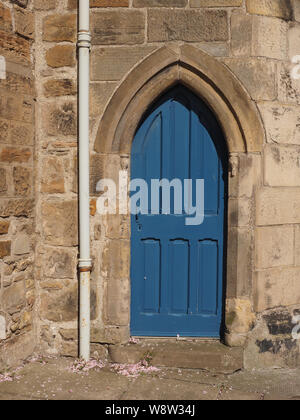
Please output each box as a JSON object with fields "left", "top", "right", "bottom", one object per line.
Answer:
{"left": 0, "top": 356, "right": 300, "bottom": 400}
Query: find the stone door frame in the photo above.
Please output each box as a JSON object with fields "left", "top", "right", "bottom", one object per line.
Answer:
{"left": 94, "top": 44, "right": 265, "bottom": 347}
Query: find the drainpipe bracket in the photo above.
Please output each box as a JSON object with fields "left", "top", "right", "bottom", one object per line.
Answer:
{"left": 78, "top": 258, "right": 93, "bottom": 272}
{"left": 77, "top": 31, "right": 91, "bottom": 50}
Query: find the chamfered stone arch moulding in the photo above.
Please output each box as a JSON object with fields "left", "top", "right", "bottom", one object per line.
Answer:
{"left": 94, "top": 44, "right": 265, "bottom": 155}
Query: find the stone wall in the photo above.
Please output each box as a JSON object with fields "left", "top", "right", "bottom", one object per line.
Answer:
{"left": 3, "top": 0, "right": 300, "bottom": 368}
{"left": 0, "top": 0, "right": 36, "bottom": 368}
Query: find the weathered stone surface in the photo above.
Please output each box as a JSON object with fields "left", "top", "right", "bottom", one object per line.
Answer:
{"left": 288, "top": 23, "right": 300, "bottom": 61}
{"left": 254, "top": 267, "right": 300, "bottom": 312}
{"left": 257, "top": 188, "right": 300, "bottom": 226}
{"left": 255, "top": 225, "right": 294, "bottom": 269}
{"left": 91, "top": 46, "right": 156, "bottom": 81}
{"left": 105, "top": 276, "right": 130, "bottom": 325}
{"left": 148, "top": 9, "right": 228, "bottom": 42}
{"left": 40, "top": 285, "right": 78, "bottom": 322}
{"left": 3, "top": 281, "right": 25, "bottom": 312}
{"left": 14, "top": 6, "right": 35, "bottom": 39}
{"left": 0, "top": 199, "right": 34, "bottom": 218}
{"left": 191, "top": 0, "right": 242, "bottom": 6}
{"left": 278, "top": 62, "right": 300, "bottom": 105}
{"left": 43, "top": 248, "right": 76, "bottom": 279}
{"left": 0, "top": 93, "right": 34, "bottom": 124}
{"left": 13, "top": 233, "right": 31, "bottom": 255}
{"left": 196, "top": 42, "right": 229, "bottom": 57}
{"left": 102, "top": 239, "right": 130, "bottom": 280}
{"left": 228, "top": 198, "right": 252, "bottom": 227}
{"left": 134, "top": 0, "right": 187, "bottom": 6}
{"left": 0, "top": 241, "right": 11, "bottom": 258}
{"left": 252, "top": 16, "right": 287, "bottom": 60}
{"left": 227, "top": 227, "right": 253, "bottom": 298}
{"left": 13, "top": 166, "right": 32, "bottom": 196}
{"left": 92, "top": 10, "right": 145, "bottom": 45}
{"left": 231, "top": 13, "right": 252, "bottom": 56}
{"left": 69, "top": 0, "right": 129, "bottom": 7}
{"left": 0, "top": 3, "right": 12, "bottom": 32}
{"left": 11, "top": 121, "right": 34, "bottom": 146}
{"left": 293, "top": 0, "right": 300, "bottom": 22}
{"left": 43, "top": 14, "right": 76, "bottom": 42}
{"left": 229, "top": 153, "right": 262, "bottom": 199}
{"left": 0, "top": 167, "right": 7, "bottom": 194}
{"left": 246, "top": 0, "right": 293, "bottom": 20}
{"left": 41, "top": 200, "right": 78, "bottom": 246}
{"left": 258, "top": 103, "right": 300, "bottom": 145}
{"left": 294, "top": 225, "right": 300, "bottom": 265}
{"left": 0, "top": 30, "right": 31, "bottom": 64}
{"left": 224, "top": 58, "right": 276, "bottom": 101}
{"left": 10, "top": 0, "right": 29, "bottom": 8}
{"left": 0, "top": 147, "right": 31, "bottom": 163}
{"left": 43, "top": 79, "right": 76, "bottom": 97}
{"left": 226, "top": 298, "right": 256, "bottom": 335}
{"left": 109, "top": 342, "right": 244, "bottom": 373}
{"left": 43, "top": 102, "right": 77, "bottom": 136}
{"left": 264, "top": 145, "right": 300, "bottom": 187}
{"left": 46, "top": 45, "right": 76, "bottom": 68}
{"left": 41, "top": 157, "right": 65, "bottom": 194}
{"left": 90, "top": 83, "right": 117, "bottom": 118}
{"left": 0, "top": 221, "right": 9, "bottom": 235}
{"left": 34, "top": 0, "right": 56, "bottom": 10}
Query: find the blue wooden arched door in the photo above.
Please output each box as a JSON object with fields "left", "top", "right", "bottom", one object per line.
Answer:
{"left": 130, "top": 86, "right": 227, "bottom": 337}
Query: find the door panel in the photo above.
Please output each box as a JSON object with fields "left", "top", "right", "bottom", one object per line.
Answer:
{"left": 130, "top": 86, "right": 227, "bottom": 337}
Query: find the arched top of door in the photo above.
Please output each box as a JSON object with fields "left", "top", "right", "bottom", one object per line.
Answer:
{"left": 94, "top": 44, "right": 265, "bottom": 155}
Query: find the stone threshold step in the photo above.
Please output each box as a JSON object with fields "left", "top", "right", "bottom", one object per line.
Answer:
{"left": 108, "top": 340, "right": 244, "bottom": 374}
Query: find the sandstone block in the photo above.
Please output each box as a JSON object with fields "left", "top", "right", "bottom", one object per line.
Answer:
{"left": 231, "top": 13, "right": 252, "bottom": 56}
{"left": 90, "top": 83, "right": 116, "bottom": 118}
{"left": 41, "top": 200, "right": 78, "bottom": 246}
{"left": 252, "top": 16, "right": 287, "bottom": 60}
{"left": 3, "top": 281, "right": 25, "bottom": 312}
{"left": 226, "top": 298, "right": 256, "bottom": 334}
{"left": 0, "top": 3, "right": 12, "bottom": 32}
{"left": 134, "top": 0, "right": 187, "bottom": 6}
{"left": 34, "top": 0, "right": 56, "bottom": 10}
{"left": 0, "top": 221, "right": 9, "bottom": 235}
{"left": 40, "top": 285, "right": 78, "bottom": 322}
{"left": 278, "top": 62, "right": 300, "bottom": 105}
{"left": 0, "top": 30, "right": 31, "bottom": 64}
{"left": 13, "top": 233, "right": 31, "bottom": 255}
{"left": 41, "top": 157, "right": 65, "bottom": 194}
{"left": 102, "top": 239, "right": 130, "bottom": 280}
{"left": 148, "top": 9, "right": 228, "bottom": 42}
{"left": 43, "top": 79, "right": 76, "bottom": 97}
{"left": 92, "top": 10, "right": 145, "bottom": 45}
{"left": 191, "top": 0, "right": 242, "bottom": 5}
{"left": 294, "top": 225, "right": 300, "bottom": 266}
{"left": 255, "top": 225, "right": 294, "bottom": 269}
{"left": 43, "top": 247, "right": 76, "bottom": 279}
{"left": 91, "top": 46, "right": 156, "bottom": 81}
{"left": 246, "top": 0, "right": 293, "bottom": 20}
{"left": 14, "top": 6, "right": 35, "bottom": 39}
{"left": 0, "top": 167, "right": 7, "bottom": 194}
{"left": 0, "top": 198, "right": 34, "bottom": 218}
{"left": 223, "top": 58, "right": 276, "bottom": 101}
{"left": 105, "top": 276, "right": 130, "bottom": 325}
{"left": 0, "top": 241, "right": 11, "bottom": 257}
{"left": 69, "top": 0, "right": 129, "bottom": 7}
{"left": 258, "top": 103, "right": 300, "bottom": 145}
{"left": 0, "top": 147, "right": 31, "bottom": 163}
{"left": 293, "top": 0, "right": 300, "bottom": 22}
{"left": 254, "top": 267, "right": 300, "bottom": 312}
{"left": 13, "top": 166, "right": 32, "bottom": 196}
{"left": 43, "top": 14, "right": 76, "bottom": 42}
{"left": 43, "top": 102, "right": 77, "bottom": 137}
{"left": 264, "top": 145, "right": 300, "bottom": 187}
{"left": 288, "top": 23, "right": 300, "bottom": 61}
{"left": 46, "top": 45, "right": 76, "bottom": 68}
{"left": 256, "top": 188, "right": 300, "bottom": 226}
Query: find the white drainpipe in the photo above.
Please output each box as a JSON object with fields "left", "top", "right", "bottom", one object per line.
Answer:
{"left": 78, "top": 0, "right": 92, "bottom": 361}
